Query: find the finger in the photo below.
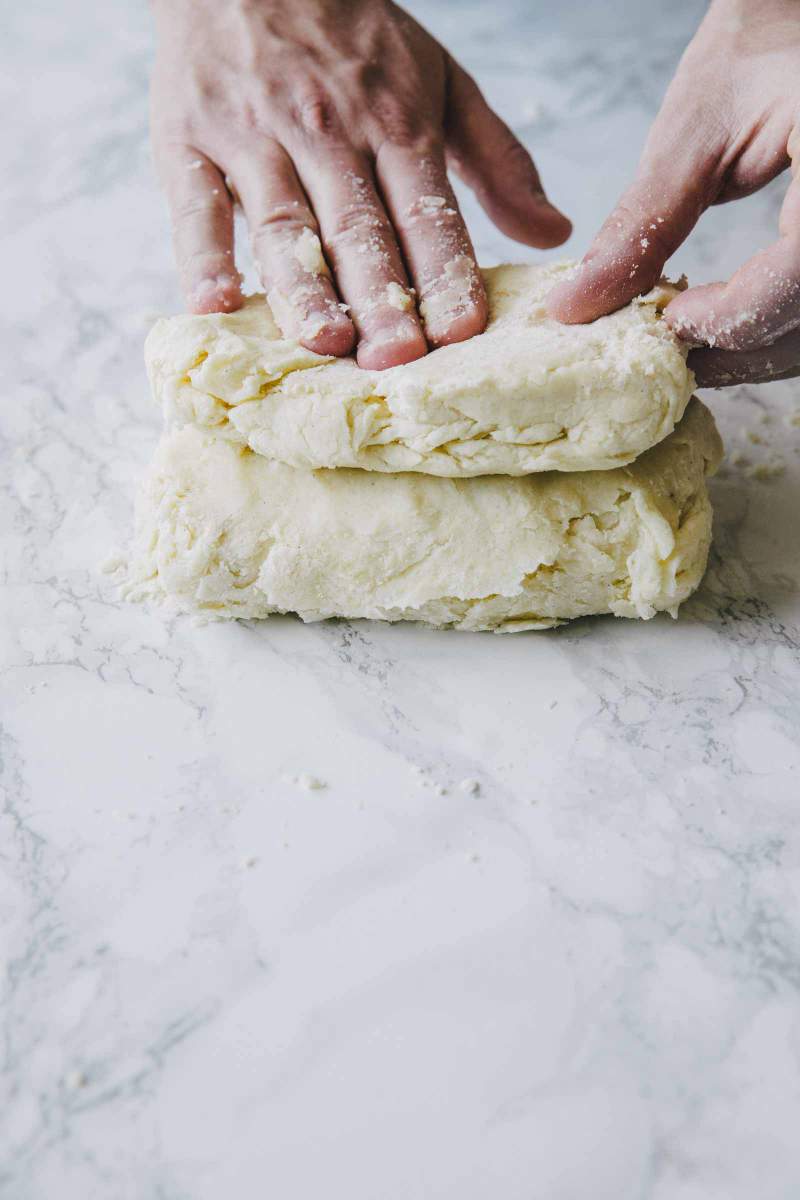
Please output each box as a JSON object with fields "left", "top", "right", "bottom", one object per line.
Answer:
{"left": 547, "top": 123, "right": 724, "bottom": 324}
{"left": 160, "top": 148, "right": 243, "bottom": 314}
{"left": 375, "top": 141, "right": 486, "bottom": 347}
{"left": 444, "top": 59, "right": 571, "bottom": 249}
{"left": 666, "top": 244, "right": 800, "bottom": 353}
{"left": 231, "top": 140, "right": 355, "bottom": 357}
{"left": 665, "top": 152, "right": 800, "bottom": 352}
{"left": 296, "top": 151, "right": 427, "bottom": 369}
{"left": 689, "top": 327, "right": 800, "bottom": 387}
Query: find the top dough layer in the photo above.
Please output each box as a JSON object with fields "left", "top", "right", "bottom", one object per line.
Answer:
{"left": 145, "top": 261, "right": 695, "bottom": 477}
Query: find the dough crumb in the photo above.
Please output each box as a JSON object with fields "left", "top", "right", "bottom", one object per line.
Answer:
{"left": 458, "top": 778, "right": 481, "bottom": 795}
{"left": 385, "top": 281, "right": 413, "bottom": 312}
{"left": 409, "top": 764, "right": 447, "bottom": 794}
{"left": 100, "top": 552, "right": 125, "bottom": 574}
{"left": 418, "top": 254, "right": 476, "bottom": 326}
{"left": 293, "top": 228, "right": 328, "bottom": 275}
{"left": 746, "top": 460, "right": 785, "bottom": 481}
{"left": 284, "top": 772, "right": 328, "bottom": 791}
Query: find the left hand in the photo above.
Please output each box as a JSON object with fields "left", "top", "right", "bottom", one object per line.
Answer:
{"left": 547, "top": 0, "right": 800, "bottom": 387}
{"left": 150, "top": 0, "right": 571, "bottom": 369}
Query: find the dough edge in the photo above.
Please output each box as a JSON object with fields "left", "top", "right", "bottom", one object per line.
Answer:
{"left": 145, "top": 260, "right": 696, "bottom": 478}
{"left": 117, "top": 397, "right": 723, "bottom": 633}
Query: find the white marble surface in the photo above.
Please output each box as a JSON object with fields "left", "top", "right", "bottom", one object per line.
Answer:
{"left": 4, "top": 1, "right": 800, "bottom": 1196}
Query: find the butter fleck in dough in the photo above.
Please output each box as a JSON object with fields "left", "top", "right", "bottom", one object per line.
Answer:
{"left": 146, "top": 260, "right": 695, "bottom": 477}
{"left": 121, "top": 398, "right": 721, "bottom": 632}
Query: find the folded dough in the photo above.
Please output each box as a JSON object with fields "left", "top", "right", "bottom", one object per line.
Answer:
{"left": 146, "top": 261, "right": 694, "bottom": 478}
{"left": 120, "top": 398, "right": 721, "bottom": 632}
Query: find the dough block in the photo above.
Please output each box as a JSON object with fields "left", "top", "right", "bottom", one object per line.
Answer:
{"left": 146, "top": 262, "right": 695, "bottom": 477}
{"left": 121, "top": 398, "right": 722, "bottom": 633}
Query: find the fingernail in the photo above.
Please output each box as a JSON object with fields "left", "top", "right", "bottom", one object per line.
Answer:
{"left": 357, "top": 326, "right": 427, "bottom": 370}
{"left": 189, "top": 274, "right": 242, "bottom": 313}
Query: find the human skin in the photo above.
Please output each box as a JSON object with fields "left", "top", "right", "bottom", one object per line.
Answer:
{"left": 150, "top": 0, "right": 571, "bottom": 369}
{"left": 548, "top": 0, "right": 800, "bottom": 386}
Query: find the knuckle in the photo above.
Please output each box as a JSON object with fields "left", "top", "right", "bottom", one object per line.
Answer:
{"left": 172, "top": 193, "right": 229, "bottom": 223}
{"left": 292, "top": 85, "right": 342, "bottom": 139}
{"left": 404, "top": 190, "right": 459, "bottom": 225}
{"left": 151, "top": 134, "right": 194, "bottom": 184}
{"left": 345, "top": 58, "right": 384, "bottom": 95}
{"left": 331, "top": 201, "right": 390, "bottom": 243}
{"left": 238, "top": 100, "right": 274, "bottom": 140}
{"left": 612, "top": 200, "right": 672, "bottom": 258}
{"left": 153, "top": 113, "right": 196, "bottom": 149}
{"left": 497, "top": 134, "right": 537, "bottom": 181}
{"left": 250, "top": 203, "right": 317, "bottom": 241}
{"left": 373, "top": 101, "right": 429, "bottom": 150}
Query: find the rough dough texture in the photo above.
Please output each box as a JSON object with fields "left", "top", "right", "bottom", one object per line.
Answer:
{"left": 120, "top": 398, "right": 722, "bottom": 633}
{"left": 145, "top": 261, "right": 695, "bottom": 478}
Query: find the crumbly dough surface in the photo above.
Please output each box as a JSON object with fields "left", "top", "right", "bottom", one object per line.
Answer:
{"left": 120, "top": 398, "right": 721, "bottom": 632}
{"left": 145, "top": 261, "right": 695, "bottom": 477}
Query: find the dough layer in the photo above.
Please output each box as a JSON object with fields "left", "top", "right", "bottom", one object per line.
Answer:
{"left": 146, "top": 261, "right": 695, "bottom": 478}
{"left": 121, "top": 398, "right": 722, "bottom": 633}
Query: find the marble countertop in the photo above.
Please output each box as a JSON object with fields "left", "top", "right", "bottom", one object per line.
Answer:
{"left": 4, "top": 1, "right": 800, "bottom": 1196}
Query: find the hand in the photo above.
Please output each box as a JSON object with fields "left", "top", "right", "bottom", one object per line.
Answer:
{"left": 547, "top": 0, "right": 800, "bottom": 387}
{"left": 150, "top": 0, "right": 570, "bottom": 369}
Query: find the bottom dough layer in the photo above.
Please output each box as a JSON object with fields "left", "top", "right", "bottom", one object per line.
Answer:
{"left": 121, "top": 398, "right": 722, "bottom": 632}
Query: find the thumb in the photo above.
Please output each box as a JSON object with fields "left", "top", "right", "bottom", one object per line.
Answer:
{"left": 547, "top": 136, "right": 722, "bottom": 324}
{"left": 444, "top": 59, "right": 572, "bottom": 249}
{"left": 665, "top": 128, "right": 800, "bottom": 352}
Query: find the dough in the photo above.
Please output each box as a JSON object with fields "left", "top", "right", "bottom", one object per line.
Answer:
{"left": 145, "top": 261, "right": 694, "bottom": 478}
{"left": 120, "top": 398, "right": 721, "bottom": 632}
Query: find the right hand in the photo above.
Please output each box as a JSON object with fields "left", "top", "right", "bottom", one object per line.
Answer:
{"left": 150, "top": 0, "right": 571, "bottom": 368}
{"left": 546, "top": 0, "right": 800, "bottom": 388}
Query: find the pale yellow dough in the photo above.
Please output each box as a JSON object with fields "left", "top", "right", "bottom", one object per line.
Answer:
{"left": 145, "top": 261, "right": 695, "bottom": 477}
{"left": 121, "top": 398, "right": 721, "bottom": 632}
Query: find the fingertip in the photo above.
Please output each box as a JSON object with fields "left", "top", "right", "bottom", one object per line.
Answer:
{"left": 300, "top": 311, "right": 357, "bottom": 357}
{"left": 520, "top": 201, "right": 573, "bottom": 249}
{"left": 425, "top": 299, "right": 488, "bottom": 349}
{"left": 188, "top": 275, "right": 243, "bottom": 315}
{"left": 488, "top": 197, "right": 572, "bottom": 251}
{"left": 664, "top": 283, "right": 726, "bottom": 346}
{"left": 538, "top": 216, "right": 573, "bottom": 249}
{"left": 356, "top": 325, "right": 428, "bottom": 370}
{"left": 545, "top": 275, "right": 601, "bottom": 324}
{"left": 415, "top": 260, "right": 488, "bottom": 349}
{"left": 546, "top": 255, "right": 663, "bottom": 325}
